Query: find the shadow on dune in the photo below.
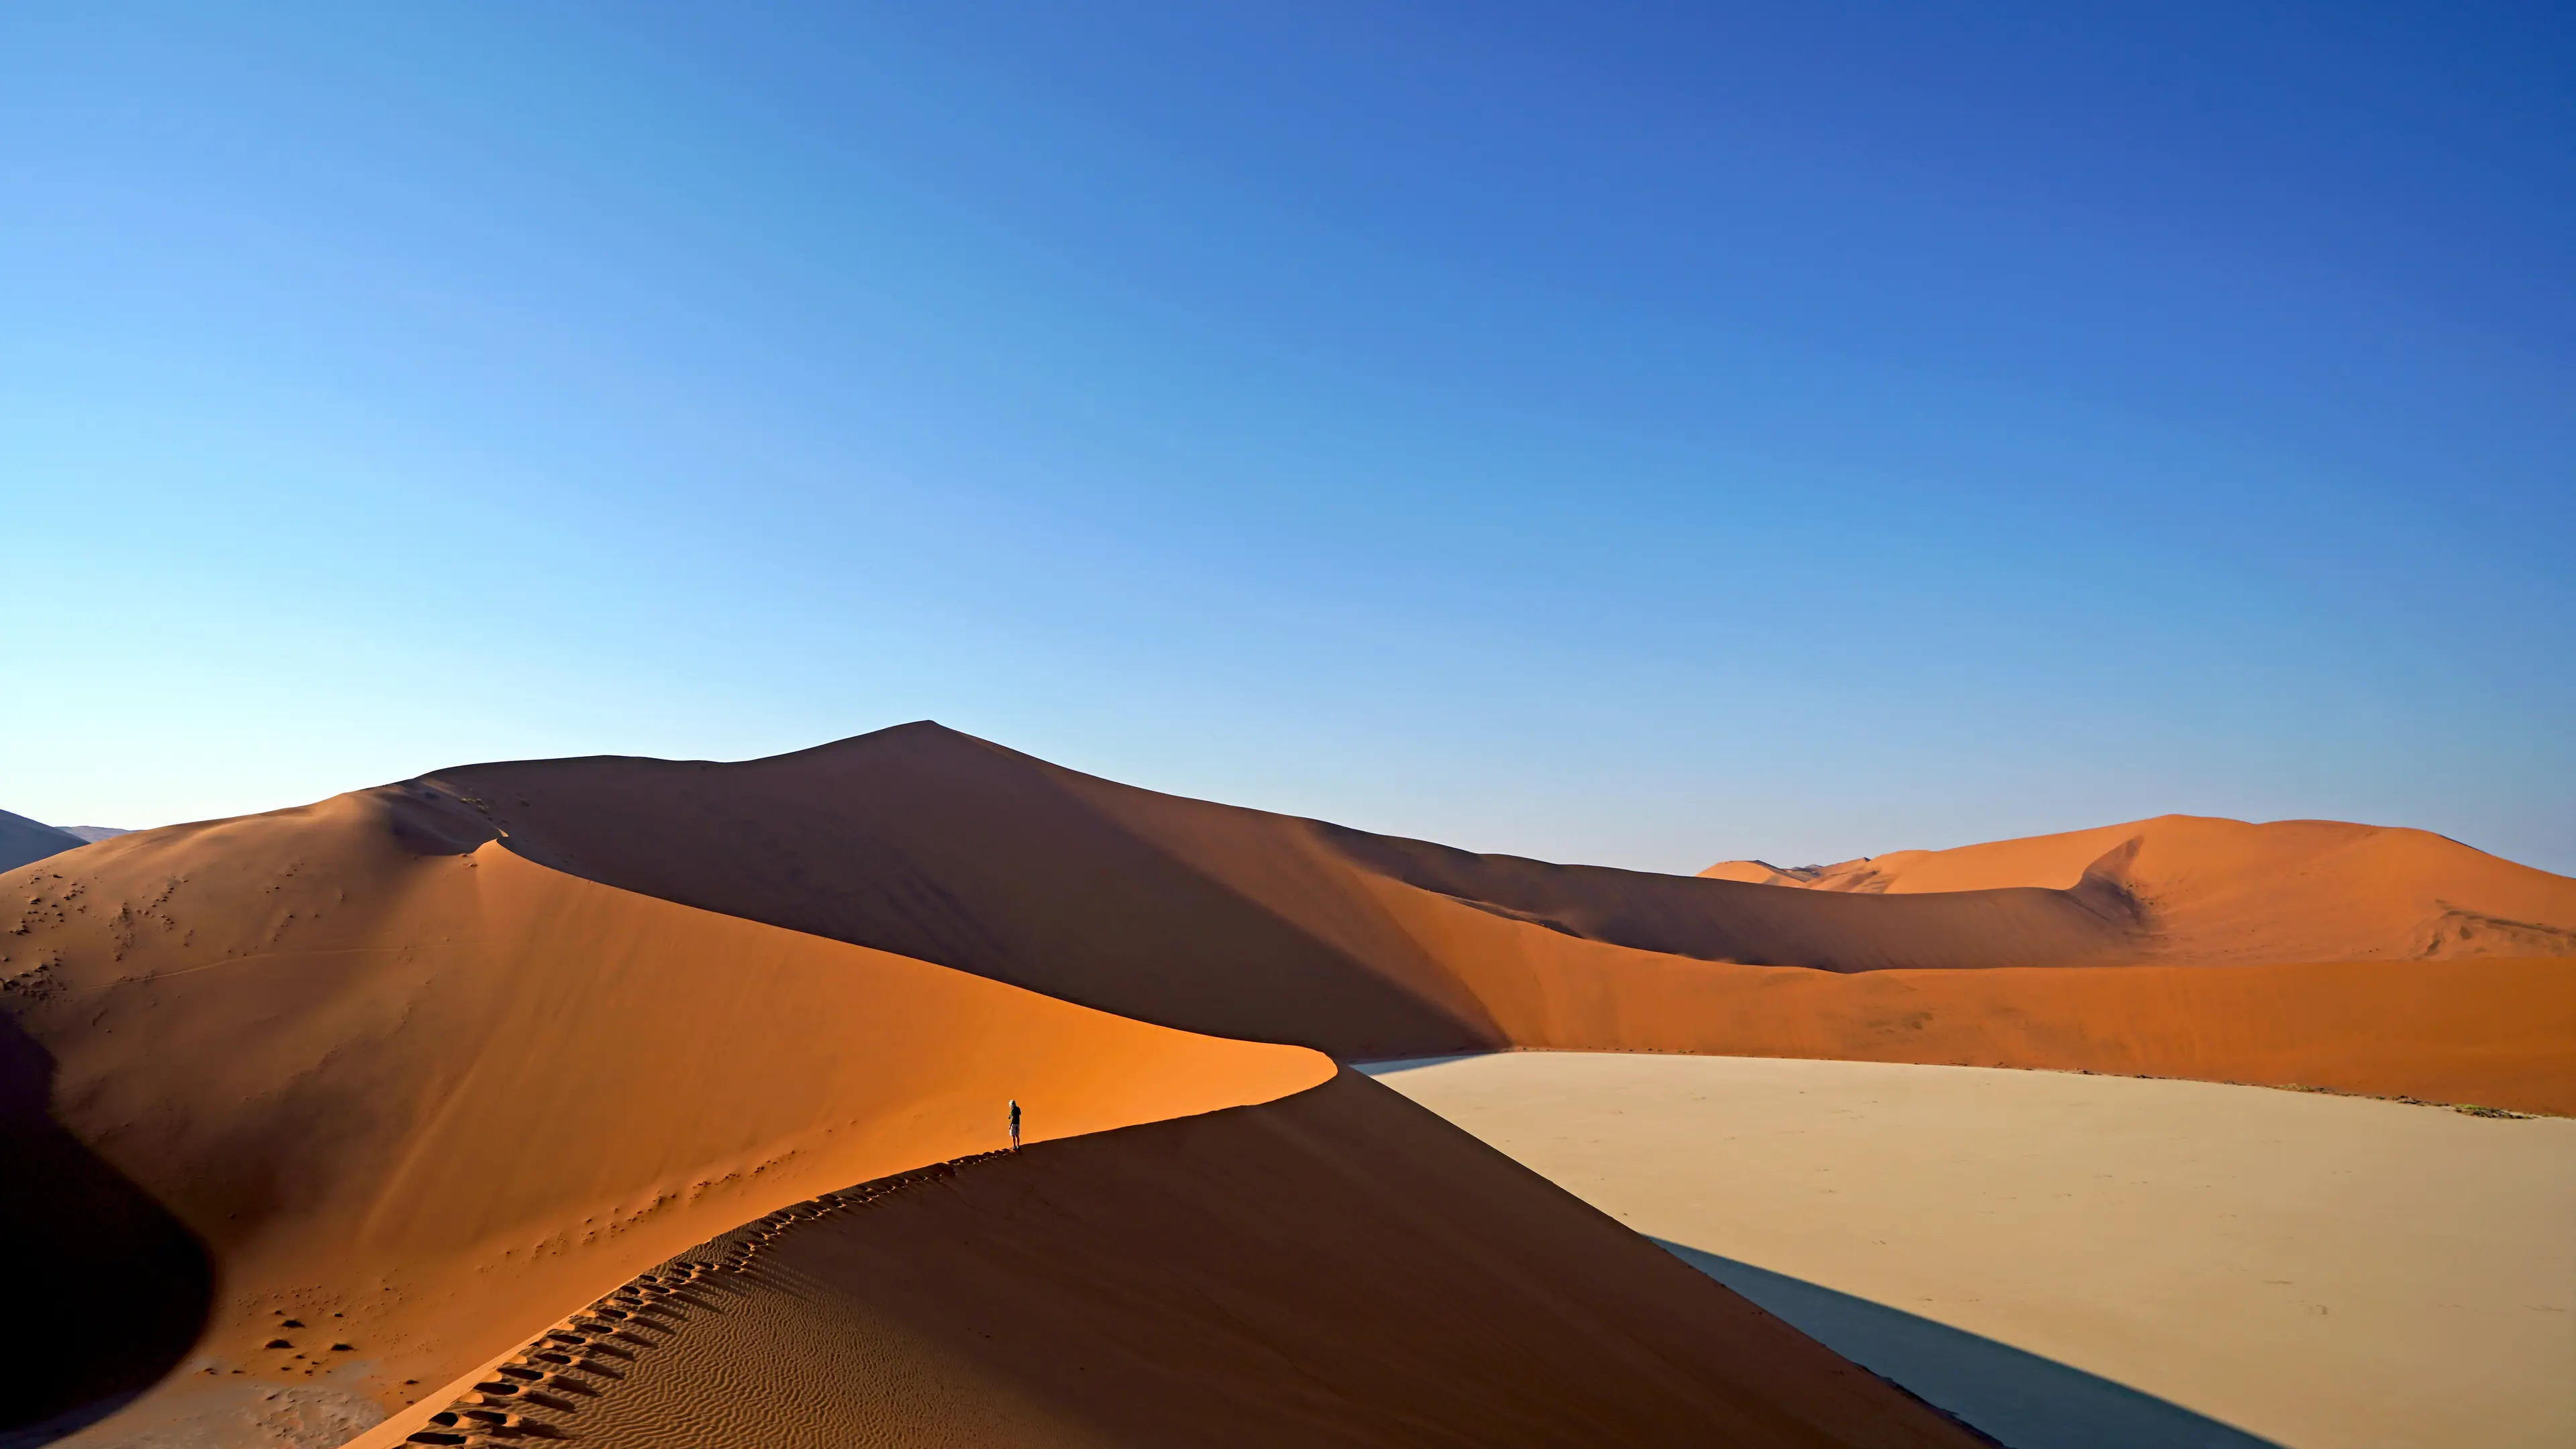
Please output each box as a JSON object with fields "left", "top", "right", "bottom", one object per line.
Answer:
{"left": 422, "top": 722, "right": 2150, "bottom": 1061}
{"left": 0, "top": 1015, "right": 214, "bottom": 1445}
{"left": 1655, "top": 1242, "right": 2284, "bottom": 1449}
{"left": 1312, "top": 821, "right": 2144, "bottom": 969}
{"left": 428, "top": 724, "right": 1508, "bottom": 1058}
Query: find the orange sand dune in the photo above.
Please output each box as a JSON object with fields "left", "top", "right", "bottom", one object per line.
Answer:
{"left": 1, "top": 786, "right": 1328, "bottom": 1445}
{"left": 1359, "top": 874, "right": 2576, "bottom": 1113}
{"left": 354, "top": 1073, "right": 1989, "bottom": 1449}
{"left": 11, "top": 728, "right": 2567, "bottom": 1442}
{"left": 1705, "top": 813, "right": 2576, "bottom": 962}
{"left": 424, "top": 723, "right": 2153, "bottom": 1059}
{"left": 417, "top": 724, "right": 2569, "bottom": 1102}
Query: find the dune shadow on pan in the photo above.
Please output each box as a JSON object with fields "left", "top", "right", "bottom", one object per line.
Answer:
{"left": 1654, "top": 1241, "right": 2284, "bottom": 1449}
{"left": 0, "top": 1014, "right": 215, "bottom": 1445}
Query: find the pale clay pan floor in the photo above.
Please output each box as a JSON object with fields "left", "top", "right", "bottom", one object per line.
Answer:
{"left": 1360, "top": 1052, "right": 2575, "bottom": 1449}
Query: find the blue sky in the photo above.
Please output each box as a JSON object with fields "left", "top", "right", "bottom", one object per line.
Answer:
{"left": 4, "top": 3, "right": 2569, "bottom": 873}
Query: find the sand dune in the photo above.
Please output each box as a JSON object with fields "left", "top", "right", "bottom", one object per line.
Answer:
{"left": 1369, "top": 1052, "right": 2576, "bottom": 1449}
{"left": 350, "top": 1073, "right": 1990, "bottom": 1449}
{"left": 2, "top": 785, "right": 1329, "bottom": 1445}
{"left": 9, "top": 727, "right": 2570, "bottom": 1445}
{"left": 1705, "top": 814, "right": 2576, "bottom": 961}
{"left": 416, "top": 724, "right": 2159, "bottom": 1059}
{"left": 0, "top": 807, "right": 86, "bottom": 873}
{"left": 417, "top": 724, "right": 2569, "bottom": 1103}
{"left": 1355, "top": 876, "right": 2576, "bottom": 1114}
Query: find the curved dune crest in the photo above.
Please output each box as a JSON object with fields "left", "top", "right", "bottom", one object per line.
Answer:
{"left": 7, "top": 728, "right": 2567, "bottom": 1446}
{"left": 1705, "top": 814, "right": 2576, "bottom": 962}
{"left": 1, "top": 787, "right": 1328, "bottom": 1445}
{"left": 357, "top": 1073, "right": 1991, "bottom": 1449}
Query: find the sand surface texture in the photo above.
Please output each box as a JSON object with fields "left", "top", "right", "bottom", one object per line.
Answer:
{"left": 1, "top": 786, "right": 1328, "bottom": 1446}
{"left": 350, "top": 1073, "right": 1992, "bottom": 1449}
{"left": 1368, "top": 1051, "right": 2576, "bottom": 1449}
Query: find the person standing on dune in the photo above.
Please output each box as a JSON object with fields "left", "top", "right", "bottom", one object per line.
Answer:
{"left": 1009, "top": 1098, "right": 1021, "bottom": 1152}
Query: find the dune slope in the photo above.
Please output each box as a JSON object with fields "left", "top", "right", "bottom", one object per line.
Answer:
{"left": 417, "top": 725, "right": 2571, "bottom": 1101}
{"left": 356, "top": 1073, "right": 1990, "bottom": 1449}
{"left": 1360, "top": 880, "right": 2576, "bottom": 1114}
{"left": 1705, "top": 814, "right": 2576, "bottom": 962}
{"left": 423, "top": 724, "right": 2155, "bottom": 1059}
{"left": 0, "top": 786, "right": 1328, "bottom": 1446}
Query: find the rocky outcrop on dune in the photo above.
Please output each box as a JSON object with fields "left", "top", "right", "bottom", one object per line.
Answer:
{"left": 1703, "top": 814, "right": 2576, "bottom": 963}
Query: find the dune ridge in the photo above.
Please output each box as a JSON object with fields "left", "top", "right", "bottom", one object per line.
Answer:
{"left": 2, "top": 785, "right": 1329, "bottom": 1445}
{"left": 354, "top": 1074, "right": 1992, "bottom": 1449}
{"left": 416, "top": 724, "right": 2570, "bottom": 1105}
{"left": 10, "top": 725, "right": 2572, "bottom": 1446}
{"left": 417, "top": 724, "right": 2157, "bottom": 1059}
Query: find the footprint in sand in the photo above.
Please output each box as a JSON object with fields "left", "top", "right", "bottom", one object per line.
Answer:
{"left": 402, "top": 1151, "right": 1008, "bottom": 1444}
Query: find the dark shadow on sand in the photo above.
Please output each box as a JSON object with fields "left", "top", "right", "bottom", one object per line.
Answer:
{"left": 1350, "top": 1053, "right": 1493, "bottom": 1076}
{"left": 1656, "top": 1240, "right": 2284, "bottom": 1449}
{"left": 0, "top": 1012, "right": 215, "bottom": 1444}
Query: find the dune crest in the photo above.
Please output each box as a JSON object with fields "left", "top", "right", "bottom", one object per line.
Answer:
{"left": 2, "top": 784, "right": 1328, "bottom": 1445}
{"left": 353, "top": 1073, "right": 1991, "bottom": 1449}
{"left": 419, "top": 723, "right": 2155, "bottom": 1062}
{"left": 407, "top": 725, "right": 2571, "bottom": 1108}
{"left": 9, "top": 727, "right": 2569, "bottom": 1444}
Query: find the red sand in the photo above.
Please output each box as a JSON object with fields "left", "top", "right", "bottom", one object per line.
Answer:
{"left": 8, "top": 724, "right": 2571, "bottom": 1445}
{"left": 419, "top": 724, "right": 2151, "bottom": 1058}
{"left": 2, "top": 784, "right": 1327, "bottom": 1440}
{"left": 427, "top": 724, "right": 2571, "bottom": 1106}
{"left": 357, "top": 1073, "right": 1990, "bottom": 1449}
{"left": 1704, "top": 813, "right": 2576, "bottom": 961}
{"left": 1362, "top": 873, "right": 2576, "bottom": 1113}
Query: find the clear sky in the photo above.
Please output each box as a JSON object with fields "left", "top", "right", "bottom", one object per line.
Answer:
{"left": 4, "top": 3, "right": 2570, "bottom": 874}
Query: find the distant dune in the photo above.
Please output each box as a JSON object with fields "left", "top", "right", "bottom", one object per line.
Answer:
{"left": 60, "top": 824, "right": 131, "bottom": 844}
{"left": 1703, "top": 814, "right": 2576, "bottom": 961}
{"left": 0, "top": 806, "right": 87, "bottom": 872}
